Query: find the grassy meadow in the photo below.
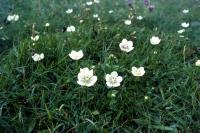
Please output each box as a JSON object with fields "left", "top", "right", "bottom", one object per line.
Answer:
{"left": 0, "top": 0, "right": 200, "bottom": 132}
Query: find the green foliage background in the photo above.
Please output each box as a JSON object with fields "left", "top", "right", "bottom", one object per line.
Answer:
{"left": 0, "top": 0, "right": 200, "bottom": 132}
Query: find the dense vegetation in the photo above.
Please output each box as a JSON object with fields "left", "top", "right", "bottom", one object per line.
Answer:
{"left": 0, "top": 0, "right": 200, "bottom": 132}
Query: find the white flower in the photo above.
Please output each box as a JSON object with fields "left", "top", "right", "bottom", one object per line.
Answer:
{"left": 131, "top": 67, "right": 145, "bottom": 77}
{"left": 124, "top": 20, "right": 131, "bottom": 25}
{"left": 77, "top": 68, "right": 97, "bottom": 87}
{"left": 109, "top": 10, "right": 113, "bottom": 14}
{"left": 181, "top": 22, "right": 189, "bottom": 28}
{"left": 150, "top": 36, "right": 161, "bottom": 45}
{"left": 177, "top": 29, "right": 185, "bottom": 34}
{"left": 45, "top": 23, "right": 50, "bottom": 27}
{"left": 86, "top": 1, "right": 93, "bottom": 5}
{"left": 80, "top": 20, "right": 84, "bottom": 23}
{"left": 144, "top": 96, "right": 149, "bottom": 100}
{"left": 13, "top": 14, "right": 19, "bottom": 21}
{"left": 136, "top": 16, "right": 143, "bottom": 20}
{"left": 7, "top": 15, "right": 14, "bottom": 21}
{"left": 67, "top": 26, "right": 75, "bottom": 32}
{"left": 109, "top": 54, "right": 117, "bottom": 59}
{"left": 31, "top": 35, "right": 39, "bottom": 41}
{"left": 111, "top": 93, "right": 116, "bottom": 97}
{"left": 0, "top": 26, "right": 3, "bottom": 30}
{"left": 69, "top": 50, "right": 84, "bottom": 60}
{"left": 94, "top": 0, "right": 100, "bottom": 3}
{"left": 179, "top": 35, "right": 184, "bottom": 38}
{"left": 66, "top": 9, "right": 73, "bottom": 14}
{"left": 7, "top": 14, "right": 19, "bottom": 21}
{"left": 105, "top": 71, "right": 123, "bottom": 88}
{"left": 85, "top": 8, "right": 90, "bottom": 11}
{"left": 195, "top": 60, "right": 200, "bottom": 66}
{"left": 182, "top": 9, "right": 189, "bottom": 14}
{"left": 119, "top": 39, "right": 134, "bottom": 53}
{"left": 93, "top": 14, "right": 98, "bottom": 18}
{"left": 153, "top": 51, "right": 157, "bottom": 54}
{"left": 32, "top": 53, "right": 44, "bottom": 62}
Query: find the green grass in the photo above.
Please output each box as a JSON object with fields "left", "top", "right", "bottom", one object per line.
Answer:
{"left": 0, "top": 0, "right": 200, "bottom": 132}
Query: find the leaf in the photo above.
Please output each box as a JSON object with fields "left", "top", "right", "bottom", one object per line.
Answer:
{"left": 52, "top": 123, "right": 65, "bottom": 133}
{"left": 45, "top": 104, "right": 52, "bottom": 120}
{"left": 28, "top": 120, "right": 36, "bottom": 133}
{"left": 152, "top": 125, "right": 177, "bottom": 132}
{"left": 92, "top": 110, "right": 100, "bottom": 115}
